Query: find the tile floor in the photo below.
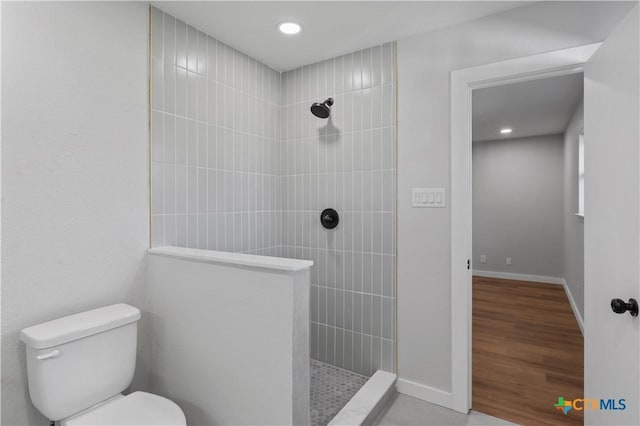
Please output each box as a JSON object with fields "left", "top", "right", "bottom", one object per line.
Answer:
{"left": 372, "top": 393, "right": 518, "bottom": 426}
{"left": 310, "top": 359, "right": 369, "bottom": 426}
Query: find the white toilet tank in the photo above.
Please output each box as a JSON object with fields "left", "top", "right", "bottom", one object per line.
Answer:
{"left": 20, "top": 304, "right": 141, "bottom": 421}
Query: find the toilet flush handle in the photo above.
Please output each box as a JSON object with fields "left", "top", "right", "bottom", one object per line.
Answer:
{"left": 36, "top": 349, "right": 60, "bottom": 360}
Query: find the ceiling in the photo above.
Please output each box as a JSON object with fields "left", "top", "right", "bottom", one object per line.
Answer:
{"left": 472, "top": 73, "right": 584, "bottom": 142}
{"left": 156, "top": 1, "right": 526, "bottom": 71}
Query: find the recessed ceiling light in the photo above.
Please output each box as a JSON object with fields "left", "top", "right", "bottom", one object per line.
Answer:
{"left": 278, "top": 22, "right": 302, "bottom": 35}
{"left": 500, "top": 128, "right": 513, "bottom": 134}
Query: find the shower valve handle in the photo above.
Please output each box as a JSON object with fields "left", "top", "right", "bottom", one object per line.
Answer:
{"left": 320, "top": 208, "right": 339, "bottom": 230}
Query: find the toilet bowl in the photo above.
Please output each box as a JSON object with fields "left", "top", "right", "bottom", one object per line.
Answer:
{"left": 20, "top": 304, "right": 186, "bottom": 425}
{"left": 62, "top": 392, "right": 185, "bottom": 426}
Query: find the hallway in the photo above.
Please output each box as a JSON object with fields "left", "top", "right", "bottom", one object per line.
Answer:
{"left": 472, "top": 276, "right": 584, "bottom": 425}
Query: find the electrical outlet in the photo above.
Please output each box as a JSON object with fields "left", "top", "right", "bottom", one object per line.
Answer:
{"left": 480, "top": 255, "right": 487, "bottom": 264}
{"left": 506, "top": 257, "right": 512, "bottom": 266}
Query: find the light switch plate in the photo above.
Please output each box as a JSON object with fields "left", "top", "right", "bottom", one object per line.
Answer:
{"left": 412, "top": 188, "right": 446, "bottom": 208}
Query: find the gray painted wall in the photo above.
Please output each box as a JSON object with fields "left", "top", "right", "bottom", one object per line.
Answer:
{"left": 563, "top": 101, "right": 585, "bottom": 320}
{"left": 1, "top": 3, "right": 149, "bottom": 424}
{"left": 473, "top": 135, "right": 565, "bottom": 277}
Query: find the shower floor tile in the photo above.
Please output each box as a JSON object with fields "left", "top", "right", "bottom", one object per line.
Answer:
{"left": 310, "top": 359, "right": 369, "bottom": 426}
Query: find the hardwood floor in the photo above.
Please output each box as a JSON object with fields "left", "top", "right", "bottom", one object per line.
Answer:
{"left": 472, "top": 276, "right": 584, "bottom": 425}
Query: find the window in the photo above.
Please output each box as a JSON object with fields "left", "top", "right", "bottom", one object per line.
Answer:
{"left": 578, "top": 133, "right": 585, "bottom": 219}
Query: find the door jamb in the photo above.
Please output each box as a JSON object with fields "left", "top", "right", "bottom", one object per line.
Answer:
{"left": 449, "top": 43, "right": 602, "bottom": 413}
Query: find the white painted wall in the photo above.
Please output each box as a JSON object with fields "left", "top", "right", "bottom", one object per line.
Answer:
{"left": 1, "top": 2, "right": 149, "bottom": 424}
{"left": 396, "top": 0, "right": 635, "bottom": 397}
{"left": 473, "top": 134, "right": 565, "bottom": 277}
{"left": 145, "top": 252, "right": 310, "bottom": 425}
{"left": 563, "top": 101, "right": 585, "bottom": 321}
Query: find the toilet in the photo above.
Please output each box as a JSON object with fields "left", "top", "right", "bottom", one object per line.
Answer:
{"left": 20, "top": 304, "right": 186, "bottom": 425}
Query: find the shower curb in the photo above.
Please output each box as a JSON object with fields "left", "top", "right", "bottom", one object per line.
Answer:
{"left": 328, "top": 370, "right": 397, "bottom": 426}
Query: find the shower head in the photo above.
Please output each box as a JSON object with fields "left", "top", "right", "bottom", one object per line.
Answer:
{"left": 310, "top": 97, "right": 334, "bottom": 119}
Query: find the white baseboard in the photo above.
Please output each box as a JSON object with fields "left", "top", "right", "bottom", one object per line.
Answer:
{"left": 396, "top": 378, "right": 453, "bottom": 410}
{"left": 474, "top": 270, "right": 585, "bottom": 336}
{"left": 561, "top": 280, "right": 585, "bottom": 336}
{"left": 473, "top": 270, "right": 564, "bottom": 285}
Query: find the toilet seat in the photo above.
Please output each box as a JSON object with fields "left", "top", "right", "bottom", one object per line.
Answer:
{"left": 61, "top": 391, "right": 186, "bottom": 426}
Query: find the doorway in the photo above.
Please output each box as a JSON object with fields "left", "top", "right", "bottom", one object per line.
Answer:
{"left": 448, "top": 43, "right": 601, "bottom": 414}
{"left": 450, "top": 12, "right": 640, "bottom": 421}
{"left": 469, "top": 73, "right": 585, "bottom": 424}
{"left": 446, "top": 7, "right": 639, "bottom": 424}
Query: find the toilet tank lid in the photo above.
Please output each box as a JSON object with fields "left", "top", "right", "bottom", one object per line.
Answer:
{"left": 20, "top": 304, "right": 141, "bottom": 349}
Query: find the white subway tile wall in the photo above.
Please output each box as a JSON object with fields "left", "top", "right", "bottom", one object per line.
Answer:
{"left": 280, "top": 44, "right": 396, "bottom": 376}
{"left": 151, "top": 7, "right": 282, "bottom": 255}
{"left": 150, "top": 7, "right": 396, "bottom": 376}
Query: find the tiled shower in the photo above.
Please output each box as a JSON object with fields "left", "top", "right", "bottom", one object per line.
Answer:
{"left": 150, "top": 6, "right": 282, "bottom": 255}
{"left": 280, "top": 48, "right": 396, "bottom": 375}
{"left": 150, "top": 6, "right": 395, "bottom": 380}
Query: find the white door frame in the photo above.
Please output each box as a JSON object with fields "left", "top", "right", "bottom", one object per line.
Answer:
{"left": 449, "top": 43, "right": 602, "bottom": 414}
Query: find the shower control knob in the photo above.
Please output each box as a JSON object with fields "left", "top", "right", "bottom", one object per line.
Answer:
{"left": 321, "top": 208, "right": 339, "bottom": 230}
{"left": 611, "top": 298, "right": 639, "bottom": 317}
